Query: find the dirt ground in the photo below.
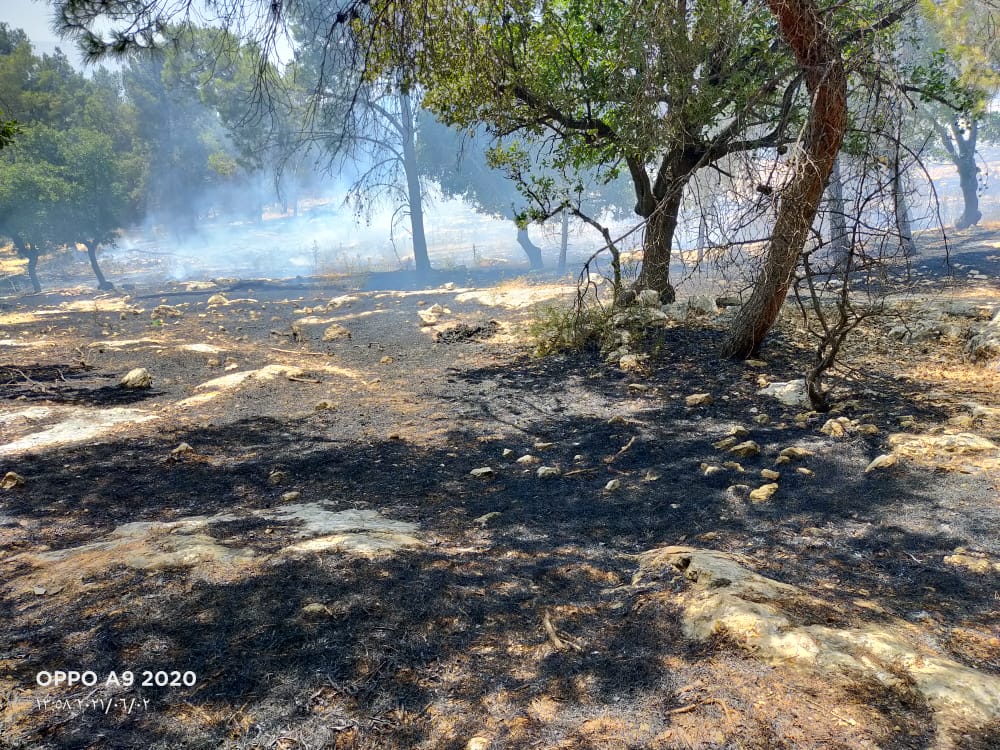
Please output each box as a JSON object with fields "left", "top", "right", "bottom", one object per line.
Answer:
{"left": 0, "top": 229, "right": 999, "bottom": 750}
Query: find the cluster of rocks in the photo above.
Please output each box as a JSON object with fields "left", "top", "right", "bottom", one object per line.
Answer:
{"left": 888, "top": 300, "right": 1000, "bottom": 367}
{"left": 605, "top": 290, "right": 725, "bottom": 367}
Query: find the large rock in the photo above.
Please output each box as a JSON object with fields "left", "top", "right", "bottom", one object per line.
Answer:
{"left": 120, "top": 367, "right": 152, "bottom": 389}
{"left": 967, "top": 311, "right": 1000, "bottom": 366}
{"left": 757, "top": 379, "right": 810, "bottom": 407}
{"left": 637, "top": 546, "right": 1000, "bottom": 741}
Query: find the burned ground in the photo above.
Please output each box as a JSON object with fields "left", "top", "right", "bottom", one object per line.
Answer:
{"left": 0, "top": 244, "right": 998, "bottom": 749}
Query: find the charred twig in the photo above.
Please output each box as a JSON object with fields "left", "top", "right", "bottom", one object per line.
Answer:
{"left": 268, "top": 347, "right": 328, "bottom": 357}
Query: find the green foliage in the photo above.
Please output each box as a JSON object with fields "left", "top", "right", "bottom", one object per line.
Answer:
{"left": 528, "top": 303, "right": 609, "bottom": 356}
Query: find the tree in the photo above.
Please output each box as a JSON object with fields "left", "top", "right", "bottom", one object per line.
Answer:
{"left": 0, "top": 128, "right": 72, "bottom": 293}
{"left": 288, "top": 2, "right": 433, "bottom": 273}
{"left": 722, "top": 0, "right": 848, "bottom": 358}
{"left": 415, "top": 117, "right": 550, "bottom": 269}
{"left": 0, "top": 26, "right": 145, "bottom": 291}
{"left": 0, "top": 112, "right": 16, "bottom": 149}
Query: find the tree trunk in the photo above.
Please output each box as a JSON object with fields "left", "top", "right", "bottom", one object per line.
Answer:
{"left": 22, "top": 243, "right": 41, "bottom": 294}
{"left": 937, "top": 118, "right": 981, "bottom": 230}
{"left": 827, "top": 157, "right": 850, "bottom": 265}
{"left": 636, "top": 188, "right": 683, "bottom": 304}
{"left": 558, "top": 208, "right": 569, "bottom": 274}
{"left": 516, "top": 226, "right": 543, "bottom": 270}
{"left": 892, "top": 166, "right": 917, "bottom": 257}
{"left": 955, "top": 153, "right": 981, "bottom": 230}
{"left": 84, "top": 241, "right": 115, "bottom": 290}
{"left": 399, "top": 92, "right": 432, "bottom": 274}
{"left": 722, "top": 0, "right": 847, "bottom": 359}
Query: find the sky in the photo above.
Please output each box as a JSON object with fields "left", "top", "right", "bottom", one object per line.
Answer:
{"left": 2, "top": 1, "right": 65, "bottom": 54}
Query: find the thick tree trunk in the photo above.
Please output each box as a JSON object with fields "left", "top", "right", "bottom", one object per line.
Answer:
{"left": 722, "top": 0, "right": 847, "bottom": 359}
{"left": 636, "top": 189, "right": 684, "bottom": 304}
{"left": 558, "top": 208, "right": 569, "bottom": 274}
{"left": 399, "top": 92, "right": 432, "bottom": 274}
{"left": 955, "top": 154, "right": 981, "bottom": 230}
{"left": 84, "top": 241, "right": 115, "bottom": 290}
{"left": 827, "top": 157, "right": 850, "bottom": 265}
{"left": 516, "top": 226, "right": 543, "bottom": 270}
{"left": 937, "top": 119, "right": 982, "bottom": 231}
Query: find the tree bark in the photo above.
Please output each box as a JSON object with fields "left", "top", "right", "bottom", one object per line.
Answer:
{"left": 399, "top": 92, "right": 432, "bottom": 274}
{"left": 558, "top": 208, "right": 569, "bottom": 274}
{"left": 892, "top": 166, "right": 917, "bottom": 257}
{"left": 955, "top": 153, "right": 981, "bottom": 230}
{"left": 516, "top": 226, "right": 543, "bottom": 270}
{"left": 84, "top": 240, "right": 115, "bottom": 290}
{"left": 722, "top": 0, "right": 847, "bottom": 359}
{"left": 636, "top": 187, "right": 684, "bottom": 304}
{"left": 937, "top": 118, "right": 981, "bottom": 230}
{"left": 827, "top": 157, "right": 850, "bottom": 265}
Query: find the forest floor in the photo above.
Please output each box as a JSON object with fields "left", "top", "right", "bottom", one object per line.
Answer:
{"left": 0, "top": 227, "right": 999, "bottom": 750}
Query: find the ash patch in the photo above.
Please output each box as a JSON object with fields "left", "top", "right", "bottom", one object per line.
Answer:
{"left": 435, "top": 320, "right": 500, "bottom": 344}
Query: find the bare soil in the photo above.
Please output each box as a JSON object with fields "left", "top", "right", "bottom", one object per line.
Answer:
{"left": 0, "top": 230, "right": 998, "bottom": 750}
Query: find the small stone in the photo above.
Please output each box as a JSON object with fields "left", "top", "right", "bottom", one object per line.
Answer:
{"left": 120, "top": 367, "right": 152, "bottom": 389}
{"left": 864, "top": 454, "right": 897, "bottom": 473}
{"left": 1, "top": 471, "right": 25, "bottom": 489}
{"left": 315, "top": 400, "right": 335, "bottom": 410}
{"left": 473, "top": 511, "right": 501, "bottom": 526}
{"left": 722, "top": 461, "right": 745, "bottom": 472}
{"left": 619, "top": 353, "right": 648, "bottom": 372}
{"left": 643, "top": 470, "right": 660, "bottom": 482}
{"left": 729, "top": 440, "right": 761, "bottom": 458}
{"left": 533, "top": 441, "right": 555, "bottom": 451}
{"left": 379, "top": 355, "right": 394, "bottom": 364}
{"left": 727, "top": 426, "right": 750, "bottom": 439}
{"left": 749, "top": 483, "right": 779, "bottom": 503}
{"left": 466, "top": 738, "right": 491, "bottom": 750}
{"left": 745, "top": 359, "right": 768, "bottom": 367}
{"left": 796, "top": 467, "right": 814, "bottom": 476}
{"left": 702, "top": 463, "right": 723, "bottom": 477}
{"left": 775, "top": 455, "right": 792, "bottom": 466}
{"left": 537, "top": 466, "right": 561, "bottom": 479}
{"left": 574, "top": 454, "right": 585, "bottom": 462}
{"left": 713, "top": 436, "right": 740, "bottom": 450}
{"left": 152, "top": 304, "right": 182, "bottom": 318}
{"left": 32, "top": 586, "right": 47, "bottom": 596}
{"left": 636, "top": 289, "right": 661, "bottom": 307}
{"left": 418, "top": 309, "right": 440, "bottom": 326}
{"left": 301, "top": 602, "right": 331, "bottom": 616}
{"left": 516, "top": 454, "right": 539, "bottom": 465}
{"left": 170, "top": 442, "right": 194, "bottom": 456}
{"left": 502, "top": 448, "right": 515, "bottom": 459}
{"left": 820, "top": 418, "right": 849, "bottom": 437}
{"left": 470, "top": 467, "right": 495, "bottom": 479}
{"left": 268, "top": 470, "right": 288, "bottom": 486}
{"left": 858, "top": 424, "right": 879, "bottom": 435}
{"left": 322, "top": 323, "right": 352, "bottom": 341}
{"left": 686, "top": 393, "right": 713, "bottom": 407}
{"left": 627, "top": 383, "right": 649, "bottom": 392}
{"left": 779, "top": 446, "right": 814, "bottom": 460}
{"left": 761, "top": 469, "right": 781, "bottom": 480}
{"left": 282, "top": 491, "right": 301, "bottom": 503}
{"left": 206, "top": 293, "right": 229, "bottom": 307}
{"left": 605, "top": 478, "right": 622, "bottom": 491}
{"left": 753, "top": 414, "right": 771, "bottom": 425}
{"left": 943, "top": 553, "right": 994, "bottom": 575}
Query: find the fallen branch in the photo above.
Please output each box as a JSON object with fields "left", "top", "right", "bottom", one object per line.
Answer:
{"left": 542, "top": 610, "right": 583, "bottom": 652}
{"left": 605, "top": 435, "right": 637, "bottom": 464}
{"left": 268, "top": 347, "right": 328, "bottom": 357}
